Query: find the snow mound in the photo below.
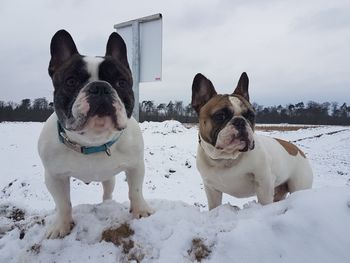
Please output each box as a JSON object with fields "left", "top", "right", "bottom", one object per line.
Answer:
{"left": 140, "top": 120, "right": 188, "bottom": 135}
{"left": 1, "top": 187, "right": 349, "bottom": 263}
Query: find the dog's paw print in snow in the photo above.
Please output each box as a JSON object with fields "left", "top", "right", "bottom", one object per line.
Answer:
{"left": 185, "top": 160, "right": 192, "bottom": 168}
{"left": 337, "top": 170, "right": 348, "bottom": 176}
{"left": 194, "top": 202, "right": 206, "bottom": 209}
{"left": 145, "top": 180, "right": 156, "bottom": 191}
{"left": 1, "top": 179, "right": 31, "bottom": 199}
{"left": 1, "top": 179, "right": 18, "bottom": 197}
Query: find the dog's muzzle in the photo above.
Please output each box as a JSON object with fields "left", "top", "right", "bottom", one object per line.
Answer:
{"left": 231, "top": 117, "right": 255, "bottom": 152}
{"left": 86, "top": 81, "right": 116, "bottom": 117}
{"left": 87, "top": 81, "right": 113, "bottom": 96}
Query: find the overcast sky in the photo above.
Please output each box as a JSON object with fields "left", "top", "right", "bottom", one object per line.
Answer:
{"left": 1, "top": 0, "right": 349, "bottom": 106}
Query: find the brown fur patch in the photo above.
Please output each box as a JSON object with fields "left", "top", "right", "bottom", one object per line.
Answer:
{"left": 199, "top": 95, "right": 233, "bottom": 145}
{"left": 275, "top": 138, "right": 306, "bottom": 158}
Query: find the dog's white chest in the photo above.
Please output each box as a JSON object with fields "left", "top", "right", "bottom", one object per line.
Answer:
{"left": 38, "top": 113, "right": 142, "bottom": 183}
{"left": 201, "top": 164, "right": 257, "bottom": 198}
{"left": 58, "top": 153, "right": 125, "bottom": 183}
{"left": 197, "top": 147, "right": 257, "bottom": 197}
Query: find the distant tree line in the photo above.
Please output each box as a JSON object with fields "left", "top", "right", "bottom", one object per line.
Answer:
{"left": 139, "top": 100, "right": 197, "bottom": 123}
{"left": 0, "top": 98, "right": 53, "bottom": 122}
{"left": 140, "top": 100, "right": 350, "bottom": 125}
{"left": 251, "top": 101, "right": 350, "bottom": 125}
{"left": 0, "top": 98, "right": 350, "bottom": 125}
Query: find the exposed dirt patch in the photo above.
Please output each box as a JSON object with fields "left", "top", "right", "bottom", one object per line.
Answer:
{"left": 0, "top": 204, "right": 46, "bottom": 240}
{"left": 180, "top": 123, "right": 322, "bottom": 132}
{"left": 101, "top": 223, "right": 144, "bottom": 262}
{"left": 188, "top": 238, "right": 212, "bottom": 262}
{"left": 292, "top": 129, "right": 349, "bottom": 142}
{"left": 101, "top": 223, "right": 135, "bottom": 253}
{"left": 0, "top": 204, "right": 25, "bottom": 222}
{"left": 9, "top": 208, "right": 25, "bottom": 221}
{"left": 256, "top": 125, "right": 318, "bottom": 132}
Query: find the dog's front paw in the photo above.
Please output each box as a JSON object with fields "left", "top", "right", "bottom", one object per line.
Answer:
{"left": 45, "top": 218, "right": 74, "bottom": 239}
{"left": 130, "top": 201, "right": 154, "bottom": 219}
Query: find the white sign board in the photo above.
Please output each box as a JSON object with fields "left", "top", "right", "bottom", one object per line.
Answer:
{"left": 114, "top": 14, "right": 163, "bottom": 121}
{"left": 115, "top": 16, "right": 162, "bottom": 82}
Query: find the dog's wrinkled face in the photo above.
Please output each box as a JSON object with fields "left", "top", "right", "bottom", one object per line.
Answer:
{"left": 192, "top": 72, "right": 255, "bottom": 159}
{"left": 48, "top": 30, "right": 134, "bottom": 138}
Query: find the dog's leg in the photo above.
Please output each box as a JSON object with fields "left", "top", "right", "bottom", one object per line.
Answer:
{"left": 287, "top": 164, "right": 313, "bottom": 193}
{"left": 126, "top": 164, "right": 153, "bottom": 218}
{"left": 204, "top": 185, "right": 223, "bottom": 210}
{"left": 102, "top": 177, "right": 115, "bottom": 201}
{"left": 255, "top": 174, "right": 274, "bottom": 205}
{"left": 45, "top": 173, "right": 74, "bottom": 239}
{"left": 273, "top": 183, "right": 289, "bottom": 202}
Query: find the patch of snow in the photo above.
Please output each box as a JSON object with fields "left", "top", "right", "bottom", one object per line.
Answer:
{"left": 140, "top": 120, "right": 188, "bottom": 135}
{"left": 0, "top": 189, "right": 349, "bottom": 262}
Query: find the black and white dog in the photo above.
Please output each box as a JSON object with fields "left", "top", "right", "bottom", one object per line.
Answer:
{"left": 38, "top": 30, "right": 152, "bottom": 239}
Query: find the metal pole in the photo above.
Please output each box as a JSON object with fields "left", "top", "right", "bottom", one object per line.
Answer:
{"left": 132, "top": 21, "right": 140, "bottom": 121}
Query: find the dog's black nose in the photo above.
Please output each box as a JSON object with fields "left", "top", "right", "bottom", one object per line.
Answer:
{"left": 88, "top": 82, "right": 112, "bottom": 95}
{"left": 232, "top": 117, "right": 246, "bottom": 129}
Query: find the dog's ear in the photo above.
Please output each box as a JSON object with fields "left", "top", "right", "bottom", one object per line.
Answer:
{"left": 233, "top": 72, "right": 249, "bottom": 101}
{"left": 49, "top": 30, "right": 79, "bottom": 77}
{"left": 191, "top": 73, "right": 217, "bottom": 114}
{"left": 105, "top": 32, "right": 130, "bottom": 69}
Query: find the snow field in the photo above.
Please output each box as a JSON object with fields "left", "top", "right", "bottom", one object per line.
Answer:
{"left": 0, "top": 121, "right": 349, "bottom": 262}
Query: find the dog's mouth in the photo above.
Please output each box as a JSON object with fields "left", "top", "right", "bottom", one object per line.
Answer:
{"left": 216, "top": 136, "right": 250, "bottom": 151}
{"left": 215, "top": 130, "right": 255, "bottom": 153}
{"left": 238, "top": 138, "right": 255, "bottom": 152}
{"left": 83, "top": 115, "right": 117, "bottom": 134}
{"left": 66, "top": 102, "right": 127, "bottom": 133}
{"left": 215, "top": 121, "right": 255, "bottom": 153}
{"left": 64, "top": 111, "right": 126, "bottom": 134}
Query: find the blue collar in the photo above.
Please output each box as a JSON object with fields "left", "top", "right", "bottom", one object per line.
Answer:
{"left": 57, "top": 121, "right": 123, "bottom": 156}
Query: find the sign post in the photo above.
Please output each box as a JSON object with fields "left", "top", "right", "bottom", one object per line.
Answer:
{"left": 114, "top": 13, "right": 162, "bottom": 121}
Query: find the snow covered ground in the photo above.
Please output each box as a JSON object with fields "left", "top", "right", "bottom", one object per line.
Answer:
{"left": 0, "top": 120, "right": 349, "bottom": 262}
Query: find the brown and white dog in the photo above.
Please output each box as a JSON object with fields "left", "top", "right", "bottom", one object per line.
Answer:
{"left": 191, "top": 72, "right": 313, "bottom": 210}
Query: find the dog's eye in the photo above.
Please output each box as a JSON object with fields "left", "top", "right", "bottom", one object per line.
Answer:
{"left": 65, "top": 77, "right": 79, "bottom": 88}
{"left": 116, "top": 80, "right": 127, "bottom": 88}
{"left": 212, "top": 111, "right": 227, "bottom": 123}
{"left": 243, "top": 110, "right": 255, "bottom": 123}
